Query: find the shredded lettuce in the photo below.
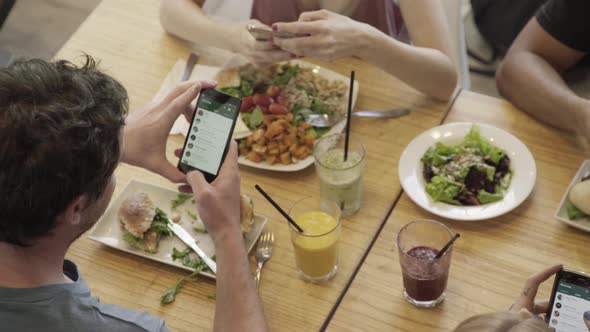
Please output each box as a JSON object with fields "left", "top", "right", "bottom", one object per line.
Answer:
{"left": 425, "top": 176, "right": 462, "bottom": 205}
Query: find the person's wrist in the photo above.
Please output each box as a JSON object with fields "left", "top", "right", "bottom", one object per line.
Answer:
{"left": 355, "top": 24, "right": 380, "bottom": 60}
{"left": 209, "top": 219, "right": 243, "bottom": 246}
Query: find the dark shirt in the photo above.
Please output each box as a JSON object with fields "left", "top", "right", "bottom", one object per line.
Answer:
{"left": 536, "top": 0, "right": 590, "bottom": 53}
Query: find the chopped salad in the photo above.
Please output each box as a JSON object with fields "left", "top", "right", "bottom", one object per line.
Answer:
{"left": 421, "top": 126, "right": 512, "bottom": 206}
{"left": 219, "top": 63, "right": 347, "bottom": 165}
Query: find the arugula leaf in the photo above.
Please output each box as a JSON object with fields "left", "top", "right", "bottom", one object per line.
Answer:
{"left": 248, "top": 106, "right": 264, "bottom": 129}
{"left": 567, "top": 202, "right": 586, "bottom": 220}
{"left": 160, "top": 267, "right": 203, "bottom": 305}
{"left": 192, "top": 222, "right": 208, "bottom": 234}
{"left": 478, "top": 190, "right": 504, "bottom": 204}
{"left": 186, "top": 210, "right": 198, "bottom": 221}
{"left": 311, "top": 99, "right": 332, "bottom": 115}
{"left": 171, "top": 247, "right": 190, "bottom": 261}
{"left": 271, "top": 64, "right": 299, "bottom": 86}
{"left": 172, "top": 193, "right": 193, "bottom": 209}
{"left": 150, "top": 208, "right": 171, "bottom": 236}
{"left": 122, "top": 231, "right": 144, "bottom": 250}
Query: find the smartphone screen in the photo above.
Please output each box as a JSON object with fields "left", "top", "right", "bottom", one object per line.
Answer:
{"left": 547, "top": 269, "right": 590, "bottom": 331}
{"left": 178, "top": 89, "right": 240, "bottom": 181}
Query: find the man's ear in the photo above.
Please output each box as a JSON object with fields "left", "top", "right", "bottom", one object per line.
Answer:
{"left": 61, "top": 194, "right": 90, "bottom": 226}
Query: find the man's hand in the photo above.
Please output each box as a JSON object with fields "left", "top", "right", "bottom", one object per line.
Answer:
{"left": 509, "top": 264, "right": 562, "bottom": 317}
{"left": 186, "top": 141, "right": 241, "bottom": 243}
{"left": 122, "top": 80, "right": 216, "bottom": 183}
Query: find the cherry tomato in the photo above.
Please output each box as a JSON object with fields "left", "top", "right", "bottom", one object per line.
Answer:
{"left": 266, "top": 85, "right": 281, "bottom": 98}
{"left": 252, "top": 93, "right": 273, "bottom": 107}
{"left": 260, "top": 106, "right": 270, "bottom": 114}
{"left": 240, "top": 96, "right": 254, "bottom": 113}
{"left": 276, "top": 95, "right": 290, "bottom": 107}
{"left": 269, "top": 103, "right": 289, "bottom": 115}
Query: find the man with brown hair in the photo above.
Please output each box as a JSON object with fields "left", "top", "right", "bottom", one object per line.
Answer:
{"left": 0, "top": 56, "right": 267, "bottom": 331}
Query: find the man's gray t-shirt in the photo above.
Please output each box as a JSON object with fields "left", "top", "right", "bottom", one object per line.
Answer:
{"left": 0, "top": 260, "right": 170, "bottom": 332}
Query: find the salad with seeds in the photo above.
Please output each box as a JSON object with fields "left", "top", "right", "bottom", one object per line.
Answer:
{"left": 421, "top": 126, "right": 513, "bottom": 206}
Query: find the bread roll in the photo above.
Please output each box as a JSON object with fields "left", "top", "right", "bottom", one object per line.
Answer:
{"left": 569, "top": 180, "right": 590, "bottom": 215}
{"left": 118, "top": 192, "right": 156, "bottom": 238}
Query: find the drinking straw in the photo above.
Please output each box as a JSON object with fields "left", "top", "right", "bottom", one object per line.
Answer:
{"left": 344, "top": 70, "right": 355, "bottom": 161}
{"left": 255, "top": 184, "right": 304, "bottom": 233}
{"left": 434, "top": 233, "right": 461, "bottom": 260}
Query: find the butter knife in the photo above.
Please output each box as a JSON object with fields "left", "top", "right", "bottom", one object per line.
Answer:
{"left": 181, "top": 52, "right": 199, "bottom": 82}
{"left": 168, "top": 221, "right": 217, "bottom": 274}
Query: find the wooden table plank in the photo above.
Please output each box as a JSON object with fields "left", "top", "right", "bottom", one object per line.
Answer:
{"left": 55, "top": 0, "right": 452, "bottom": 331}
{"left": 328, "top": 90, "right": 590, "bottom": 331}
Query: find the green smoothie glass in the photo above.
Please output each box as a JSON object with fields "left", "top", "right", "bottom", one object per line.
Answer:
{"left": 314, "top": 134, "right": 366, "bottom": 216}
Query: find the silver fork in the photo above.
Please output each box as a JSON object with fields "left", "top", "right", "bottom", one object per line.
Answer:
{"left": 254, "top": 231, "right": 274, "bottom": 289}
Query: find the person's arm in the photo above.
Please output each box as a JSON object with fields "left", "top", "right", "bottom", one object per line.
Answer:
{"left": 272, "top": 1, "right": 457, "bottom": 100}
{"left": 159, "top": 0, "right": 291, "bottom": 66}
{"left": 187, "top": 143, "right": 268, "bottom": 332}
{"left": 123, "top": 81, "right": 268, "bottom": 330}
{"left": 496, "top": 18, "right": 589, "bottom": 135}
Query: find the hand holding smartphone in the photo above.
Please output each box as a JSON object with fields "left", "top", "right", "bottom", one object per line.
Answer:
{"left": 247, "top": 24, "right": 298, "bottom": 41}
{"left": 547, "top": 268, "right": 590, "bottom": 331}
{"left": 178, "top": 89, "right": 241, "bottom": 182}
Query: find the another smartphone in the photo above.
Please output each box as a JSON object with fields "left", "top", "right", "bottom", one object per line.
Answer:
{"left": 177, "top": 88, "right": 241, "bottom": 182}
{"left": 247, "top": 24, "right": 296, "bottom": 41}
{"left": 547, "top": 268, "right": 590, "bottom": 331}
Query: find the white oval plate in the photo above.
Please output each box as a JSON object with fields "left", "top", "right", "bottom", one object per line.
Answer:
{"left": 233, "top": 60, "right": 359, "bottom": 172}
{"left": 399, "top": 122, "right": 537, "bottom": 221}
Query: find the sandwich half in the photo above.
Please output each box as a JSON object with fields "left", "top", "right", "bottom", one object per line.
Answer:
{"left": 118, "top": 192, "right": 171, "bottom": 253}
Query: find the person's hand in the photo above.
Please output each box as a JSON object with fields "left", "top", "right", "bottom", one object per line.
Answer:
{"left": 185, "top": 141, "right": 241, "bottom": 243}
{"left": 584, "top": 311, "right": 590, "bottom": 330}
{"left": 272, "top": 10, "right": 377, "bottom": 62}
{"left": 509, "top": 264, "right": 562, "bottom": 317}
{"left": 232, "top": 19, "right": 292, "bottom": 67}
{"left": 122, "top": 80, "right": 217, "bottom": 183}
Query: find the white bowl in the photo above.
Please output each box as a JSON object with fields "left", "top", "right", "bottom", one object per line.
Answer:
{"left": 399, "top": 122, "right": 537, "bottom": 221}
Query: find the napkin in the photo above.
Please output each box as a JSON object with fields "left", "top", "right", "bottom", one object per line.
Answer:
{"left": 155, "top": 58, "right": 250, "bottom": 138}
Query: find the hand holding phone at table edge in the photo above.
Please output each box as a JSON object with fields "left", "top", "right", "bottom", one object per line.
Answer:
{"left": 122, "top": 80, "right": 216, "bottom": 183}
{"left": 509, "top": 264, "right": 563, "bottom": 317}
{"left": 236, "top": 20, "right": 292, "bottom": 67}
{"left": 185, "top": 141, "right": 242, "bottom": 244}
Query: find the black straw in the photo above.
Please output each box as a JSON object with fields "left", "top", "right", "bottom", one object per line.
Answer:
{"left": 255, "top": 185, "right": 304, "bottom": 233}
{"left": 344, "top": 70, "right": 355, "bottom": 162}
{"left": 434, "top": 233, "right": 460, "bottom": 260}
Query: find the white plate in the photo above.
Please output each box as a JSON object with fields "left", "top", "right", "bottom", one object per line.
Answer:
{"left": 554, "top": 160, "right": 590, "bottom": 232}
{"left": 399, "top": 122, "right": 537, "bottom": 221}
{"left": 236, "top": 59, "right": 359, "bottom": 172}
{"left": 88, "top": 179, "right": 267, "bottom": 279}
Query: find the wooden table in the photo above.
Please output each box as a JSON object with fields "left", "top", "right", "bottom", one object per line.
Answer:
{"left": 327, "top": 90, "right": 590, "bottom": 331}
{"left": 56, "top": 0, "right": 451, "bottom": 331}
